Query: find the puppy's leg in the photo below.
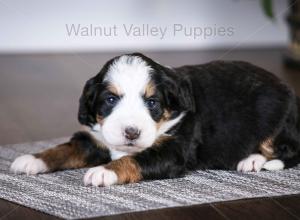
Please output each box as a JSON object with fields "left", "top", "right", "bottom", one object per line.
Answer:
{"left": 83, "top": 136, "right": 187, "bottom": 187}
{"left": 10, "top": 131, "right": 111, "bottom": 175}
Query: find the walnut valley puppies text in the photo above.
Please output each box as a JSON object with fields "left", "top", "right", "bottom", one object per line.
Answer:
{"left": 65, "top": 24, "right": 234, "bottom": 40}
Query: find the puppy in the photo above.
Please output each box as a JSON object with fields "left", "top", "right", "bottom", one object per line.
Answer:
{"left": 10, "top": 53, "right": 300, "bottom": 187}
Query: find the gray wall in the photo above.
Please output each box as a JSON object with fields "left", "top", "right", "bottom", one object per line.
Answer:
{"left": 0, "top": 0, "right": 289, "bottom": 53}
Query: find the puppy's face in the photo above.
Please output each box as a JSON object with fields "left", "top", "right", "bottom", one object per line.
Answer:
{"left": 78, "top": 53, "right": 194, "bottom": 150}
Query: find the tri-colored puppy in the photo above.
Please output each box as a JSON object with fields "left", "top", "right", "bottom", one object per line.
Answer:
{"left": 10, "top": 53, "right": 300, "bottom": 186}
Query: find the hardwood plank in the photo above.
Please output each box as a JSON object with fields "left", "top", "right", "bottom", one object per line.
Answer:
{"left": 213, "top": 197, "right": 299, "bottom": 220}
{"left": 273, "top": 195, "right": 300, "bottom": 219}
{"left": 0, "top": 199, "right": 18, "bottom": 218}
{"left": 93, "top": 204, "right": 226, "bottom": 220}
{"left": 0, "top": 199, "right": 60, "bottom": 220}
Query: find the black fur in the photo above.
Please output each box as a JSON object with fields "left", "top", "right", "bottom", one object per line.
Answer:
{"left": 71, "top": 132, "right": 112, "bottom": 166}
{"left": 79, "top": 54, "right": 300, "bottom": 181}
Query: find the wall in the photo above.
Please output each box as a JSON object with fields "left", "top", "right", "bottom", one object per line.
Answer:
{"left": 0, "top": 0, "right": 290, "bottom": 53}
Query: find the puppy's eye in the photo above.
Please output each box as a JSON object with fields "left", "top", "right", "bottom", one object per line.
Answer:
{"left": 105, "top": 96, "right": 118, "bottom": 106}
{"left": 145, "top": 98, "right": 158, "bottom": 110}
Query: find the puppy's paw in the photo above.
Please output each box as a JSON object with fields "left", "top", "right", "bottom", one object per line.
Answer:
{"left": 83, "top": 166, "right": 118, "bottom": 187}
{"left": 10, "top": 154, "right": 48, "bottom": 175}
{"left": 263, "top": 159, "right": 284, "bottom": 171}
{"left": 237, "top": 154, "right": 266, "bottom": 172}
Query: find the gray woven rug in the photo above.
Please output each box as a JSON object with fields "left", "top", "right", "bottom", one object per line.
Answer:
{"left": 0, "top": 138, "right": 299, "bottom": 219}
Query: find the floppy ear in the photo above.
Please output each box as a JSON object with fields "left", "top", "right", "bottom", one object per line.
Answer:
{"left": 78, "top": 57, "right": 116, "bottom": 127}
{"left": 162, "top": 74, "right": 195, "bottom": 114}
{"left": 78, "top": 77, "right": 98, "bottom": 127}
{"left": 177, "top": 77, "right": 196, "bottom": 113}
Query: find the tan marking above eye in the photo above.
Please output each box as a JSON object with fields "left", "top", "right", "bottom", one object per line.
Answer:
{"left": 145, "top": 81, "right": 156, "bottom": 98}
{"left": 107, "top": 84, "right": 121, "bottom": 96}
{"left": 259, "top": 137, "right": 275, "bottom": 159}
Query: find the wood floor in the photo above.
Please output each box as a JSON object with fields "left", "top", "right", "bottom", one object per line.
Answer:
{"left": 0, "top": 48, "right": 299, "bottom": 219}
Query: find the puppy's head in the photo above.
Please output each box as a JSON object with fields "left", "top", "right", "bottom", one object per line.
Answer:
{"left": 78, "top": 53, "right": 194, "bottom": 149}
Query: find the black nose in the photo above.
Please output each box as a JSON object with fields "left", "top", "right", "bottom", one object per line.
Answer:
{"left": 124, "top": 127, "right": 140, "bottom": 140}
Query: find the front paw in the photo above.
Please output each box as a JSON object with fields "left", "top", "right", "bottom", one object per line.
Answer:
{"left": 237, "top": 154, "right": 266, "bottom": 172}
{"left": 10, "top": 154, "right": 48, "bottom": 175}
{"left": 83, "top": 166, "right": 118, "bottom": 187}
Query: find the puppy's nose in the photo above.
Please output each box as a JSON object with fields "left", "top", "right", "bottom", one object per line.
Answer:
{"left": 124, "top": 127, "right": 140, "bottom": 140}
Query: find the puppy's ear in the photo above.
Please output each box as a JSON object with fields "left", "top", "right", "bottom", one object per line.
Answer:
{"left": 177, "top": 77, "right": 196, "bottom": 113}
{"left": 78, "top": 77, "right": 98, "bottom": 127}
{"left": 162, "top": 74, "right": 195, "bottom": 113}
{"left": 78, "top": 56, "right": 116, "bottom": 127}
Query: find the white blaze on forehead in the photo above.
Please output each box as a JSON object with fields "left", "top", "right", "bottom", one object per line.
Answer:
{"left": 104, "top": 55, "right": 152, "bottom": 95}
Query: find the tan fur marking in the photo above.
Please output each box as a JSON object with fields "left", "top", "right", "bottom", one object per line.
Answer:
{"left": 259, "top": 137, "right": 275, "bottom": 159}
{"left": 145, "top": 81, "right": 156, "bottom": 98}
{"left": 35, "top": 142, "right": 87, "bottom": 171}
{"left": 156, "top": 110, "right": 171, "bottom": 129}
{"left": 107, "top": 84, "right": 120, "bottom": 96}
{"left": 154, "top": 135, "right": 173, "bottom": 146}
{"left": 35, "top": 132, "right": 107, "bottom": 171}
{"left": 96, "top": 114, "right": 104, "bottom": 126}
{"left": 105, "top": 156, "right": 142, "bottom": 184}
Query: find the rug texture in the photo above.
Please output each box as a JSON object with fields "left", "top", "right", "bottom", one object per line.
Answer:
{"left": 0, "top": 138, "right": 299, "bottom": 219}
